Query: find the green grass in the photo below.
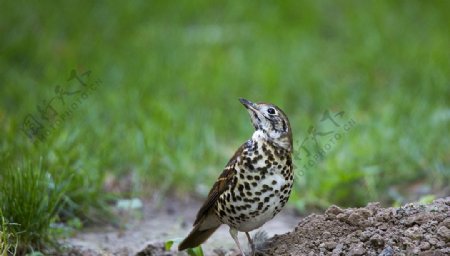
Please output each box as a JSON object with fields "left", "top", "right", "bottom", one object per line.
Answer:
{"left": 0, "top": 209, "right": 18, "bottom": 256}
{"left": 0, "top": 162, "right": 69, "bottom": 254}
{"left": 1, "top": 0, "right": 449, "bottom": 253}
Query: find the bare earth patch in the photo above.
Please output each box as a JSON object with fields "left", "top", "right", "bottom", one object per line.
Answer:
{"left": 64, "top": 197, "right": 450, "bottom": 255}
{"left": 62, "top": 197, "right": 298, "bottom": 255}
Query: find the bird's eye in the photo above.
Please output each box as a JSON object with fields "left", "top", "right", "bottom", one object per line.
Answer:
{"left": 267, "top": 107, "right": 276, "bottom": 115}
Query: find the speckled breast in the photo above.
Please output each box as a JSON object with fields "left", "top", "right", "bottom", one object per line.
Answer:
{"left": 215, "top": 139, "right": 294, "bottom": 232}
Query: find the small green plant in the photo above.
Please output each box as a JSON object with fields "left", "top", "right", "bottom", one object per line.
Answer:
{"left": 164, "top": 239, "right": 204, "bottom": 256}
{"left": 187, "top": 246, "right": 204, "bottom": 256}
{"left": 164, "top": 239, "right": 174, "bottom": 251}
{"left": 0, "top": 161, "right": 70, "bottom": 254}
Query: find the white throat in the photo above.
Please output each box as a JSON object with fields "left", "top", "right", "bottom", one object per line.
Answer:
{"left": 251, "top": 130, "right": 267, "bottom": 141}
{"left": 251, "top": 130, "right": 291, "bottom": 152}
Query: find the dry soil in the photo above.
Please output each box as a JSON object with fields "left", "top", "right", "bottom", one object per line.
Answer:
{"left": 65, "top": 197, "right": 450, "bottom": 256}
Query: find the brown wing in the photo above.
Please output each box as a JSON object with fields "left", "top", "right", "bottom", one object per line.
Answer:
{"left": 193, "top": 142, "right": 247, "bottom": 225}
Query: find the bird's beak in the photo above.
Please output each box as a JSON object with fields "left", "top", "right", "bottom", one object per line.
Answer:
{"left": 240, "top": 98, "right": 263, "bottom": 130}
{"left": 239, "top": 98, "right": 258, "bottom": 112}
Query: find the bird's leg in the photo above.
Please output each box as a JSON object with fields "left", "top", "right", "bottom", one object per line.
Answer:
{"left": 229, "top": 227, "right": 246, "bottom": 256}
{"left": 245, "top": 232, "right": 255, "bottom": 256}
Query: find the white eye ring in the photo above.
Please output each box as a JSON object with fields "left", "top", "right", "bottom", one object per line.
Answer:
{"left": 267, "top": 107, "right": 276, "bottom": 115}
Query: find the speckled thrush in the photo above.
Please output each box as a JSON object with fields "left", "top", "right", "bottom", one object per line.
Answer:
{"left": 178, "top": 98, "right": 294, "bottom": 256}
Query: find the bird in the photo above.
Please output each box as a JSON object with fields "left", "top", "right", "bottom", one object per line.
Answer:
{"left": 178, "top": 98, "right": 294, "bottom": 256}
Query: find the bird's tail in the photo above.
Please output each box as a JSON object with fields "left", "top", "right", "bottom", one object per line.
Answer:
{"left": 178, "top": 218, "right": 221, "bottom": 251}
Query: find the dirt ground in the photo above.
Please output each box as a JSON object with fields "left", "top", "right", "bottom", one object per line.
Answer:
{"left": 62, "top": 196, "right": 298, "bottom": 256}
{"left": 64, "top": 197, "right": 450, "bottom": 256}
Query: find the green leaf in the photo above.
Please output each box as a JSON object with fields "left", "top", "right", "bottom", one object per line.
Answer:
{"left": 164, "top": 240, "right": 174, "bottom": 251}
{"left": 187, "top": 246, "right": 204, "bottom": 256}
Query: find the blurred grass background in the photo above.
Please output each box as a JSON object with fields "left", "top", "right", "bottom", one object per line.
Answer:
{"left": 1, "top": 0, "right": 449, "bottom": 253}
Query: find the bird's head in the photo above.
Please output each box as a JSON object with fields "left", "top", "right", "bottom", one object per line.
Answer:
{"left": 239, "top": 98, "right": 293, "bottom": 152}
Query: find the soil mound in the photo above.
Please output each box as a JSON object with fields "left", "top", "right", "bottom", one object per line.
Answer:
{"left": 264, "top": 197, "right": 450, "bottom": 255}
